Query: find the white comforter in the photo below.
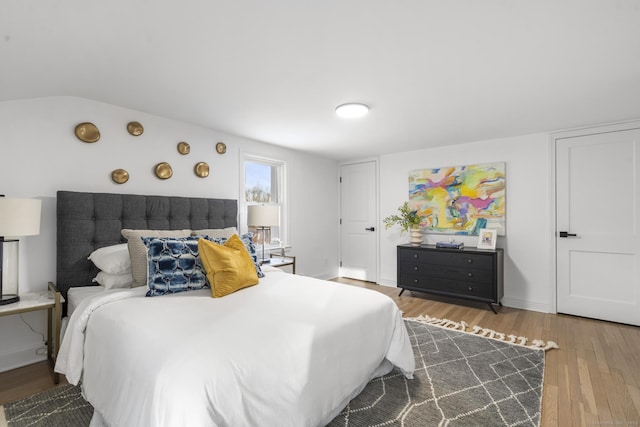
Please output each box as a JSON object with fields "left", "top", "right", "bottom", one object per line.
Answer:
{"left": 55, "top": 269, "right": 415, "bottom": 427}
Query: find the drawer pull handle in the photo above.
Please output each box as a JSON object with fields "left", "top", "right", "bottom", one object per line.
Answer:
{"left": 467, "top": 259, "right": 473, "bottom": 263}
{"left": 468, "top": 272, "right": 473, "bottom": 277}
{"left": 414, "top": 266, "right": 418, "bottom": 271}
{"left": 468, "top": 286, "right": 473, "bottom": 291}
{"left": 413, "top": 254, "right": 419, "bottom": 258}
{"left": 414, "top": 279, "right": 419, "bottom": 284}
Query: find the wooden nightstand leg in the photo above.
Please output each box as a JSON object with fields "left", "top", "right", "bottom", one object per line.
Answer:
{"left": 46, "top": 306, "right": 59, "bottom": 383}
{"left": 46, "top": 283, "right": 62, "bottom": 384}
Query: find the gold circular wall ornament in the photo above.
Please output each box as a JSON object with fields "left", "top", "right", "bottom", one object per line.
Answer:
{"left": 127, "top": 121, "right": 144, "bottom": 136}
{"left": 74, "top": 122, "right": 100, "bottom": 143}
{"left": 111, "top": 169, "right": 130, "bottom": 184}
{"left": 194, "top": 162, "right": 210, "bottom": 178}
{"left": 154, "top": 162, "right": 173, "bottom": 180}
{"left": 215, "top": 142, "right": 226, "bottom": 154}
{"left": 177, "top": 142, "right": 190, "bottom": 155}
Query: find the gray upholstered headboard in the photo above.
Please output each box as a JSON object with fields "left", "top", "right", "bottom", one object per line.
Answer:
{"left": 56, "top": 190, "right": 237, "bottom": 302}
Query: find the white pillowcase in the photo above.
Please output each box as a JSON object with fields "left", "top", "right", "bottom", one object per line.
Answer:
{"left": 87, "top": 243, "right": 131, "bottom": 274}
{"left": 191, "top": 227, "right": 238, "bottom": 238}
{"left": 93, "top": 271, "right": 134, "bottom": 290}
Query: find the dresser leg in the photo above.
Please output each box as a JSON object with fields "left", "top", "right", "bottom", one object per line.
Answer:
{"left": 489, "top": 303, "right": 498, "bottom": 314}
{"left": 399, "top": 289, "right": 406, "bottom": 296}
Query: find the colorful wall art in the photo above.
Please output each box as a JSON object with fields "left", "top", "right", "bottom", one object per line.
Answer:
{"left": 409, "top": 162, "right": 506, "bottom": 235}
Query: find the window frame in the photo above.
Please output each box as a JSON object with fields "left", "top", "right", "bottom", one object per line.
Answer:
{"left": 240, "top": 153, "right": 288, "bottom": 248}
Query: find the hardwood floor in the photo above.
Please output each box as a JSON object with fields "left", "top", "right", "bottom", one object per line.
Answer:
{"left": 1, "top": 278, "right": 639, "bottom": 427}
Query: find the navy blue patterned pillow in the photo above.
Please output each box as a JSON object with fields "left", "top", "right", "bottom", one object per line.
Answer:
{"left": 205, "top": 233, "right": 264, "bottom": 278}
{"left": 143, "top": 236, "right": 210, "bottom": 297}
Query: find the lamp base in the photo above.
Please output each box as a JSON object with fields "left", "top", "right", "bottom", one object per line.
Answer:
{"left": 0, "top": 294, "right": 19, "bottom": 305}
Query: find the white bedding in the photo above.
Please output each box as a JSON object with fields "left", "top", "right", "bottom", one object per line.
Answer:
{"left": 56, "top": 269, "right": 415, "bottom": 427}
{"left": 60, "top": 285, "right": 106, "bottom": 341}
{"left": 67, "top": 285, "right": 105, "bottom": 317}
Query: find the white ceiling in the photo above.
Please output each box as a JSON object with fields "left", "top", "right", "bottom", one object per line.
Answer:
{"left": 3, "top": 1, "right": 640, "bottom": 160}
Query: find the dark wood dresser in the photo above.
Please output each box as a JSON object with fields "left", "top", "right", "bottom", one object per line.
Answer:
{"left": 397, "top": 244, "right": 504, "bottom": 313}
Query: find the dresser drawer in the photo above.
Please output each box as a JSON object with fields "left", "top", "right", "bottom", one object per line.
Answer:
{"left": 399, "top": 261, "right": 494, "bottom": 283}
{"left": 398, "top": 273, "right": 494, "bottom": 299}
{"left": 397, "top": 244, "right": 504, "bottom": 312}
{"left": 398, "top": 248, "right": 494, "bottom": 270}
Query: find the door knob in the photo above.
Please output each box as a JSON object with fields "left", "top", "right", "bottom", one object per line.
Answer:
{"left": 365, "top": 227, "right": 375, "bottom": 232}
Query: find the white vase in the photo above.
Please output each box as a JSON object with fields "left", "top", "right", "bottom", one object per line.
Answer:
{"left": 409, "top": 227, "right": 423, "bottom": 246}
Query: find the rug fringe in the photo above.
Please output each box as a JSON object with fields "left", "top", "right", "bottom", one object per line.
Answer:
{"left": 407, "top": 314, "right": 559, "bottom": 351}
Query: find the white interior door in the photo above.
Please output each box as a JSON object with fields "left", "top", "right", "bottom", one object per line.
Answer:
{"left": 556, "top": 129, "right": 640, "bottom": 326}
{"left": 340, "top": 161, "right": 377, "bottom": 282}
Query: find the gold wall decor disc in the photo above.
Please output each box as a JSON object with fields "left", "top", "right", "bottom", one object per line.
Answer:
{"left": 74, "top": 122, "right": 100, "bottom": 143}
{"left": 154, "top": 162, "right": 173, "bottom": 180}
{"left": 215, "top": 142, "right": 226, "bottom": 154}
{"left": 127, "top": 121, "right": 144, "bottom": 136}
{"left": 111, "top": 169, "right": 130, "bottom": 184}
{"left": 177, "top": 142, "right": 190, "bottom": 155}
{"left": 195, "top": 162, "right": 210, "bottom": 178}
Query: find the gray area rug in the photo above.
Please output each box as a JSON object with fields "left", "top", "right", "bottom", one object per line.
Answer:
{"left": 3, "top": 319, "right": 547, "bottom": 427}
{"left": 2, "top": 383, "right": 91, "bottom": 427}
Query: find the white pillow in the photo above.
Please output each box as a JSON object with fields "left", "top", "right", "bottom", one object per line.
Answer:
{"left": 191, "top": 227, "right": 238, "bottom": 238}
{"left": 92, "top": 271, "right": 134, "bottom": 290}
{"left": 87, "top": 243, "right": 131, "bottom": 274}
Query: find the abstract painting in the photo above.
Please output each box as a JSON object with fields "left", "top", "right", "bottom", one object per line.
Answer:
{"left": 409, "top": 162, "right": 506, "bottom": 235}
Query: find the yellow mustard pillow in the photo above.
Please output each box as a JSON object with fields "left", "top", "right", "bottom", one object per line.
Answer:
{"left": 198, "top": 235, "right": 259, "bottom": 298}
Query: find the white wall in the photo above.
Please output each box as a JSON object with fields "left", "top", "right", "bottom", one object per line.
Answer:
{"left": 378, "top": 133, "right": 553, "bottom": 313}
{"left": 0, "top": 96, "right": 339, "bottom": 372}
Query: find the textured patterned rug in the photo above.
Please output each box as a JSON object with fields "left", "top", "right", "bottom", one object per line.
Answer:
{"left": 1, "top": 383, "right": 91, "bottom": 427}
{"left": 1, "top": 318, "right": 554, "bottom": 427}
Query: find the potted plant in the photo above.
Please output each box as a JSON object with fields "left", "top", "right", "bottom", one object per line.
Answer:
{"left": 383, "top": 202, "right": 424, "bottom": 245}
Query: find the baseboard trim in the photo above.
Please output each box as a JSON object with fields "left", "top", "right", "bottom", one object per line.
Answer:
{"left": 500, "top": 297, "right": 552, "bottom": 313}
{"left": 0, "top": 344, "right": 46, "bottom": 374}
{"left": 377, "top": 278, "right": 396, "bottom": 287}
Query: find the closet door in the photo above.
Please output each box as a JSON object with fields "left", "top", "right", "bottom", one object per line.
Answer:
{"left": 556, "top": 129, "right": 640, "bottom": 325}
{"left": 340, "top": 161, "right": 377, "bottom": 282}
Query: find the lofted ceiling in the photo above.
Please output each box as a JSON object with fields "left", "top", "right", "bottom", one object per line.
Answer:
{"left": 2, "top": 1, "right": 640, "bottom": 160}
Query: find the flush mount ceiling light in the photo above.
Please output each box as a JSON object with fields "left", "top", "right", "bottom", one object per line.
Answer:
{"left": 335, "top": 103, "right": 369, "bottom": 118}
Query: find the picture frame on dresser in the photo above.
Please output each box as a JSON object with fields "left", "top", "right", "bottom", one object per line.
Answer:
{"left": 477, "top": 228, "right": 497, "bottom": 250}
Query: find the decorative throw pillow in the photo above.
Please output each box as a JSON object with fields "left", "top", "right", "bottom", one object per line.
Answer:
{"left": 191, "top": 227, "right": 238, "bottom": 239}
{"left": 198, "top": 235, "right": 259, "bottom": 298}
{"left": 92, "top": 271, "right": 134, "bottom": 290}
{"left": 87, "top": 243, "right": 131, "bottom": 274}
{"left": 207, "top": 232, "right": 264, "bottom": 278}
{"left": 121, "top": 229, "right": 192, "bottom": 287}
{"left": 143, "top": 236, "right": 209, "bottom": 297}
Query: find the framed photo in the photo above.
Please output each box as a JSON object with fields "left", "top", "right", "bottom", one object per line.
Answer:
{"left": 477, "top": 228, "right": 497, "bottom": 250}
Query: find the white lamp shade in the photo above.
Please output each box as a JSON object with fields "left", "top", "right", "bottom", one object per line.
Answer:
{"left": 247, "top": 205, "right": 279, "bottom": 227}
{"left": 0, "top": 198, "right": 42, "bottom": 237}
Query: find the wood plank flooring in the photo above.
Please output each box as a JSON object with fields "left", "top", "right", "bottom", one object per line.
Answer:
{"left": 1, "top": 278, "right": 639, "bottom": 427}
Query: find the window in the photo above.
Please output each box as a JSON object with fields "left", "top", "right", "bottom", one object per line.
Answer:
{"left": 241, "top": 154, "right": 287, "bottom": 248}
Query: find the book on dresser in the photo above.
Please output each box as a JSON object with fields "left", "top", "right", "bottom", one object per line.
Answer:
{"left": 396, "top": 244, "right": 504, "bottom": 313}
{"left": 435, "top": 241, "right": 464, "bottom": 249}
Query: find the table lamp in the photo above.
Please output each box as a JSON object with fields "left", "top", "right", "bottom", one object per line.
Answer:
{"left": 0, "top": 197, "right": 42, "bottom": 305}
{"left": 247, "top": 204, "right": 279, "bottom": 264}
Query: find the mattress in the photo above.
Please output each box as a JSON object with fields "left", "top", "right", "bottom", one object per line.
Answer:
{"left": 61, "top": 285, "right": 105, "bottom": 341}
{"left": 67, "top": 285, "right": 105, "bottom": 317}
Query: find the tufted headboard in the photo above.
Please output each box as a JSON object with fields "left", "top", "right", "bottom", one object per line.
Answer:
{"left": 56, "top": 190, "right": 237, "bottom": 301}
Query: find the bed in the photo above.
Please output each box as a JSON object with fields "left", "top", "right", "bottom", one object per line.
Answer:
{"left": 53, "top": 190, "right": 415, "bottom": 427}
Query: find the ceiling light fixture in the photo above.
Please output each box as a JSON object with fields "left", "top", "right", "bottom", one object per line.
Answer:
{"left": 335, "top": 103, "right": 369, "bottom": 119}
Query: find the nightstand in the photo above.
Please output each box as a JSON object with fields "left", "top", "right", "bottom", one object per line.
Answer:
{"left": 267, "top": 254, "right": 296, "bottom": 274}
{"left": 0, "top": 282, "right": 63, "bottom": 383}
